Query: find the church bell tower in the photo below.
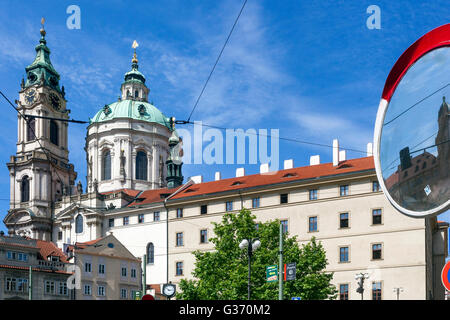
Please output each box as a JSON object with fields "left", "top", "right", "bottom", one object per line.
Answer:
{"left": 4, "top": 19, "right": 77, "bottom": 240}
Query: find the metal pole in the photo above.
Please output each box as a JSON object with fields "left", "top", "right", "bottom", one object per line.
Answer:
{"left": 248, "top": 239, "right": 252, "bottom": 300}
{"left": 143, "top": 254, "right": 147, "bottom": 297}
{"left": 28, "top": 266, "right": 32, "bottom": 300}
{"left": 278, "top": 223, "right": 283, "bottom": 300}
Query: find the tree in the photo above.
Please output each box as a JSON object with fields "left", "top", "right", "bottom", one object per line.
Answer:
{"left": 177, "top": 208, "right": 337, "bottom": 300}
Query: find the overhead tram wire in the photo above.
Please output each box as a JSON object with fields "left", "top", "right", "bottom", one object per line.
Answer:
{"left": 186, "top": 0, "right": 248, "bottom": 122}
{"left": 175, "top": 119, "right": 369, "bottom": 155}
{"left": 383, "top": 82, "right": 449, "bottom": 126}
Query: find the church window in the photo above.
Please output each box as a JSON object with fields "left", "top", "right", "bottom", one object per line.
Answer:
{"left": 21, "top": 176, "right": 30, "bottom": 202}
{"left": 135, "top": 90, "right": 139, "bottom": 98}
{"left": 75, "top": 214, "right": 83, "bottom": 234}
{"left": 136, "top": 151, "right": 147, "bottom": 180}
{"left": 147, "top": 242, "right": 154, "bottom": 264}
{"left": 27, "top": 118, "right": 35, "bottom": 141}
{"left": 50, "top": 120, "right": 58, "bottom": 146}
{"left": 102, "top": 151, "right": 111, "bottom": 180}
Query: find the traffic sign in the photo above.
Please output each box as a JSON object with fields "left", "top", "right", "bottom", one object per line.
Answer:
{"left": 266, "top": 265, "right": 278, "bottom": 282}
{"left": 441, "top": 260, "right": 450, "bottom": 291}
{"left": 291, "top": 297, "right": 301, "bottom": 300}
{"left": 285, "top": 262, "right": 296, "bottom": 281}
{"left": 133, "top": 291, "right": 142, "bottom": 300}
{"left": 142, "top": 294, "right": 155, "bottom": 300}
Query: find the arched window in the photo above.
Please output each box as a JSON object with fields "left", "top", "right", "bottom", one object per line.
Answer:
{"left": 135, "top": 90, "right": 139, "bottom": 98}
{"left": 27, "top": 118, "right": 35, "bottom": 141}
{"left": 50, "top": 120, "right": 58, "bottom": 145}
{"left": 102, "top": 150, "right": 111, "bottom": 180}
{"left": 75, "top": 214, "right": 83, "bottom": 234}
{"left": 136, "top": 151, "right": 147, "bottom": 180}
{"left": 21, "top": 176, "right": 30, "bottom": 202}
{"left": 147, "top": 242, "right": 154, "bottom": 264}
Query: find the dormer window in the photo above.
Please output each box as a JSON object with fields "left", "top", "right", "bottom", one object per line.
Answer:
{"left": 138, "top": 104, "right": 146, "bottom": 115}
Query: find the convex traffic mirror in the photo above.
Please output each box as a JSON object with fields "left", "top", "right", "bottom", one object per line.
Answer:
{"left": 374, "top": 24, "right": 450, "bottom": 217}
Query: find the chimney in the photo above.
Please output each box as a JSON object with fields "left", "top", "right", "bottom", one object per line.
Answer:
{"left": 214, "top": 172, "right": 221, "bottom": 181}
{"left": 310, "top": 155, "right": 320, "bottom": 166}
{"left": 333, "top": 139, "right": 339, "bottom": 166}
{"left": 367, "top": 142, "right": 373, "bottom": 156}
{"left": 260, "top": 163, "right": 269, "bottom": 174}
{"left": 339, "top": 150, "right": 346, "bottom": 162}
{"left": 236, "top": 167, "right": 245, "bottom": 177}
{"left": 191, "top": 175, "right": 203, "bottom": 184}
{"left": 283, "top": 159, "right": 294, "bottom": 170}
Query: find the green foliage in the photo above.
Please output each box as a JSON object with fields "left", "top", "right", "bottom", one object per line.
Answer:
{"left": 176, "top": 208, "right": 337, "bottom": 300}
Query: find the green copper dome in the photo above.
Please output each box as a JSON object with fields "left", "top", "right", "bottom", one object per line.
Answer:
{"left": 90, "top": 100, "right": 172, "bottom": 130}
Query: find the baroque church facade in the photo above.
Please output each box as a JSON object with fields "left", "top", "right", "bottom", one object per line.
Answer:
{"left": 3, "top": 23, "right": 184, "bottom": 244}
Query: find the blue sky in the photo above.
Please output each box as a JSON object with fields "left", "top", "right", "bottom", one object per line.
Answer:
{"left": 0, "top": 0, "right": 448, "bottom": 236}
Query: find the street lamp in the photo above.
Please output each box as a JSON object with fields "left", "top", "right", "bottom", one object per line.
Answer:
{"left": 393, "top": 287, "right": 404, "bottom": 300}
{"left": 355, "top": 273, "right": 369, "bottom": 300}
{"left": 239, "top": 238, "right": 261, "bottom": 300}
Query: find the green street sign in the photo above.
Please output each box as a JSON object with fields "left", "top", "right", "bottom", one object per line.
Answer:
{"left": 133, "top": 291, "right": 142, "bottom": 300}
{"left": 266, "top": 265, "right": 278, "bottom": 282}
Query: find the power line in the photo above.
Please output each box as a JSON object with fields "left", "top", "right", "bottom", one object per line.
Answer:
{"left": 177, "top": 120, "right": 369, "bottom": 154}
{"left": 186, "top": 0, "right": 248, "bottom": 122}
{"left": 383, "top": 83, "right": 449, "bottom": 126}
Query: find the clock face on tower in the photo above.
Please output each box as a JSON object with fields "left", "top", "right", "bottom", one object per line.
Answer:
{"left": 25, "top": 89, "right": 36, "bottom": 105}
{"left": 49, "top": 93, "right": 61, "bottom": 110}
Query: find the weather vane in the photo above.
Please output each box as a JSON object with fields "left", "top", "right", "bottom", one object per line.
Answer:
{"left": 40, "top": 17, "right": 46, "bottom": 37}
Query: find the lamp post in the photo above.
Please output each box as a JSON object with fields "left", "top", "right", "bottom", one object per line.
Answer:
{"left": 239, "top": 238, "right": 261, "bottom": 300}
{"left": 393, "top": 287, "right": 403, "bottom": 300}
{"left": 355, "top": 273, "right": 369, "bottom": 300}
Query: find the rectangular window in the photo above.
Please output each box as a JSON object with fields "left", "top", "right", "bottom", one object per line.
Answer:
{"left": 98, "top": 264, "right": 105, "bottom": 275}
{"left": 45, "top": 280, "right": 55, "bottom": 295}
{"left": 372, "top": 209, "right": 382, "bottom": 225}
{"left": 372, "top": 244, "right": 382, "bottom": 260}
{"left": 120, "top": 288, "right": 127, "bottom": 299}
{"left": 85, "top": 262, "right": 92, "bottom": 273}
{"left": 176, "top": 232, "right": 184, "bottom": 246}
{"left": 372, "top": 181, "right": 380, "bottom": 192}
{"left": 200, "top": 205, "right": 207, "bottom": 214}
{"left": 123, "top": 216, "right": 129, "bottom": 225}
{"left": 58, "top": 282, "right": 68, "bottom": 296}
{"left": 252, "top": 197, "right": 260, "bottom": 208}
{"left": 339, "top": 284, "right": 349, "bottom": 300}
{"left": 309, "top": 189, "right": 318, "bottom": 200}
{"left": 58, "top": 231, "right": 63, "bottom": 241}
{"left": 121, "top": 267, "right": 127, "bottom": 277}
{"left": 372, "top": 282, "right": 382, "bottom": 300}
{"left": 176, "top": 262, "right": 183, "bottom": 276}
{"left": 131, "top": 268, "right": 137, "bottom": 278}
{"left": 340, "top": 185, "right": 349, "bottom": 196}
{"left": 339, "top": 246, "right": 349, "bottom": 262}
{"left": 84, "top": 284, "right": 91, "bottom": 296}
{"left": 138, "top": 214, "right": 144, "bottom": 223}
{"left": 340, "top": 213, "right": 349, "bottom": 228}
{"left": 154, "top": 211, "right": 160, "bottom": 221}
{"left": 17, "top": 278, "right": 28, "bottom": 293}
{"left": 176, "top": 208, "right": 183, "bottom": 218}
{"left": 200, "top": 229, "right": 208, "bottom": 243}
{"left": 6, "top": 278, "right": 16, "bottom": 292}
{"left": 280, "top": 193, "right": 288, "bottom": 204}
{"left": 281, "top": 220, "right": 288, "bottom": 233}
{"left": 98, "top": 285, "right": 105, "bottom": 297}
{"left": 108, "top": 218, "right": 114, "bottom": 227}
{"left": 225, "top": 201, "right": 233, "bottom": 212}
{"left": 309, "top": 216, "right": 318, "bottom": 232}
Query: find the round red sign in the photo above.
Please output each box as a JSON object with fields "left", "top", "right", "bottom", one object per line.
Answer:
{"left": 142, "top": 294, "right": 155, "bottom": 300}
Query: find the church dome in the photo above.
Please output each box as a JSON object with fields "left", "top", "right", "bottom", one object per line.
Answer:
{"left": 89, "top": 100, "right": 172, "bottom": 130}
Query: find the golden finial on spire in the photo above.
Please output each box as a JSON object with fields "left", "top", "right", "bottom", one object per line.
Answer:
{"left": 40, "top": 17, "right": 46, "bottom": 37}
{"left": 132, "top": 40, "right": 139, "bottom": 63}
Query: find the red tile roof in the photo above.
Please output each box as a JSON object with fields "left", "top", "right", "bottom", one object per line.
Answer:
{"left": 101, "top": 189, "right": 141, "bottom": 197}
{"left": 125, "top": 157, "right": 375, "bottom": 205}
{"left": 66, "top": 237, "right": 104, "bottom": 252}
{"left": 0, "top": 264, "right": 72, "bottom": 275}
{"left": 170, "top": 157, "right": 375, "bottom": 200}
{"left": 36, "top": 240, "right": 69, "bottom": 263}
{"left": 127, "top": 187, "right": 176, "bottom": 207}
